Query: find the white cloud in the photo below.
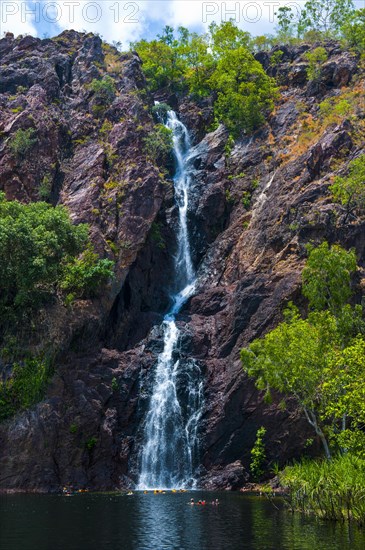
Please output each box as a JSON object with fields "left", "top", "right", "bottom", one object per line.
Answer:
{"left": 4, "top": 0, "right": 363, "bottom": 44}
{"left": 52, "top": 1, "right": 145, "bottom": 44}
{"left": 1, "top": 0, "right": 38, "bottom": 37}
{"left": 164, "top": 1, "right": 206, "bottom": 29}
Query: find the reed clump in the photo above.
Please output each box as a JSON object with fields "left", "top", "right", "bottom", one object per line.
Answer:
{"left": 280, "top": 454, "right": 365, "bottom": 526}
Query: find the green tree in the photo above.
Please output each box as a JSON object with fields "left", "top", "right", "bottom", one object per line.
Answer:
{"left": 329, "top": 155, "right": 365, "bottom": 222}
{"left": 134, "top": 22, "right": 277, "bottom": 134}
{"left": 241, "top": 242, "right": 362, "bottom": 459}
{"left": 322, "top": 337, "right": 365, "bottom": 456}
{"left": 183, "top": 33, "right": 214, "bottom": 97}
{"left": 133, "top": 31, "right": 187, "bottom": 92}
{"left": 299, "top": 0, "right": 354, "bottom": 36}
{"left": 241, "top": 307, "right": 339, "bottom": 458}
{"left": 304, "top": 47, "right": 328, "bottom": 80}
{"left": 302, "top": 242, "right": 357, "bottom": 316}
{"left": 250, "top": 35, "right": 273, "bottom": 52}
{"left": 342, "top": 8, "right": 365, "bottom": 52}
{"left": 0, "top": 194, "right": 114, "bottom": 326}
{"left": 60, "top": 245, "right": 114, "bottom": 299}
{"left": 276, "top": 6, "right": 296, "bottom": 41}
{"left": 209, "top": 20, "right": 250, "bottom": 58}
{"left": 209, "top": 47, "right": 278, "bottom": 136}
{"left": 0, "top": 194, "right": 88, "bottom": 314}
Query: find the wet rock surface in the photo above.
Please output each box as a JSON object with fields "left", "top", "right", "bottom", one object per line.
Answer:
{"left": 0, "top": 35, "right": 364, "bottom": 492}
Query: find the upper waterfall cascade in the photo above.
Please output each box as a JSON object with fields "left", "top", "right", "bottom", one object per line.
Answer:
{"left": 137, "top": 111, "right": 203, "bottom": 490}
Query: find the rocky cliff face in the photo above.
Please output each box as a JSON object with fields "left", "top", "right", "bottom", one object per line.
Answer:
{"left": 0, "top": 32, "right": 364, "bottom": 492}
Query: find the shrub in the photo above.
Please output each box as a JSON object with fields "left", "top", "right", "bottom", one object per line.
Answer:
{"left": 60, "top": 245, "right": 114, "bottom": 299}
{"left": 150, "top": 222, "right": 166, "bottom": 249}
{"left": 270, "top": 50, "right": 284, "bottom": 66}
{"left": 86, "top": 436, "right": 97, "bottom": 451}
{"left": 39, "top": 174, "right": 53, "bottom": 201}
{"left": 225, "top": 189, "right": 234, "bottom": 204}
{"left": 0, "top": 194, "right": 114, "bottom": 332}
{"left": 304, "top": 47, "right": 328, "bottom": 80}
{"left": 100, "top": 119, "right": 113, "bottom": 138}
{"left": 89, "top": 76, "right": 116, "bottom": 104}
{"left": 241, "top": 191, "right": 251, "bottom": 209}
{"left": 151, "top": 102, "right": 171, "bottom": 123}
{"left": 143, "top": 124, "right": 173, "bottom": 164}
{"left": 250, "top": 426, "right": 267, "bottom": 481}
{"left": 0, "top": 357, "right": 51, "bottom": 421}
{"left": 319, "top": 98, "right": 352, "bottom": 119}
{"left": 0, "top": 193, "right": 88, "bottom": 319}
{"left": 9, "top": 128, "right": 37, "bottom": 157}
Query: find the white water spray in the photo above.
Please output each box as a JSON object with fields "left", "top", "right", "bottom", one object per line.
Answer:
{"left": 138, "top": 111, "right": 203, "bottom": 490}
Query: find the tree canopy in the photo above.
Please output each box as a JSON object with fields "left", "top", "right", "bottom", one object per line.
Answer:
{"left": 241, "top": 242, "right": 365, "bottom": 459}
{"left": 133, "top": 22, "right": 278, "bottom": 137}
{"left": 302, "top": 242, "right": 357, "bottom": 316}
{"left": 330, "top": 155, "right": 365, "bottom": 221}
{"left": 209, "top": 47, "right": 278, "bottom": 136}
{"left": 0, "top": 194, "right": 114, "bottom": 328}
{"left": 299, "top": 0, "right": 354, "bottom": 36}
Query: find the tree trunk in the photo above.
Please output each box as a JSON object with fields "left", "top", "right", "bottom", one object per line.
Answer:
{"left": 303, "top": 406, "right": 332, "bottom": 459}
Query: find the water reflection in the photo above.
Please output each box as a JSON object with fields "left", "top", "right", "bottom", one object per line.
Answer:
{"left": 0, "top": 492, "right": 364, "bottom": 550}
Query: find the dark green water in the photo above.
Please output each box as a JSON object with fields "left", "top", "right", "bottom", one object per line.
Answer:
{"left": 1, "top": 491, "right": 364, "bottom": 550}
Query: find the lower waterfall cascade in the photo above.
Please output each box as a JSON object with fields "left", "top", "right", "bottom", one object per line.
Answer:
{"left": 137, "top": 110, "right": 204, "bottom": 490}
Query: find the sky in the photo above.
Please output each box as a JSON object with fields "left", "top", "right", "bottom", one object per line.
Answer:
{"left": 1, "top": 1, "right": 364, "bottom": 46}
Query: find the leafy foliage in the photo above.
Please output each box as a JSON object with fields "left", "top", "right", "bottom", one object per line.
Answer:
{"left": 342, "top": 8, "right": 365, "bottom": 52}
{"left": 0, "top": 357, "right": 51, "bottom": 421}
{"left": 241, "top": 242, "right": 363, "bottom": 459}
{"left": 209, "top": 48, "right": 278, "bottom": 136}
{"left": 250, "top": 427, "right": 267, "bottom": 480}
{"left": 209, "top": 21, "right": 250, "bottom": 57}
{"left": 9, "top": 128, "right": 37, "bottom": 157}
{"left": 39, "top": 174, "right": 53, "bottom": 201}
{"left": 133, "top": 22, "right": 278, "bottom": 137}
{"left": 0, "top": 194, "right": 88, "bottom": 316}
{"left": 304, "top": 47, "right": 328, "bottom": 80}
{"left": 61, "top": 245, "right": 114, "bottom": 300}
{"left": 86, "top": 436, "right": 97, "bottom": 451}
{"left": 143, "top": 124, "right": 173, "bottom": 164}
{"left": 302, "top": 242, "right": 357, "bottom": 315}
{"left": 132, "top": 27, "right": 187, "bottom": 92}
{"left": 241, "top": 307, "right": 338, "bottom": 458}
{"left": 330, "top": 155, "right": 365, "bottom": 221}
{"left": 151, "top": 102, "right": 171, "bottom": 123}
{"left": 276, "top": 6, "right": 296, "bottom": 41}
{"left": 89, "top": 76, "right": 116, "bottom": 104}
{"left": 0, "top": 194, "right": 114, "bottom": 327}
{"left": 299, "top": 0, "right": 354, "bottom": 36}
{"left": 322, "top": 337, "right": 365, "bottom": 456}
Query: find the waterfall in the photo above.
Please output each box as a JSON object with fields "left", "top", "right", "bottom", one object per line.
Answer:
{"left": 137, "top": 111, "right": 203, "bottom": 490}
